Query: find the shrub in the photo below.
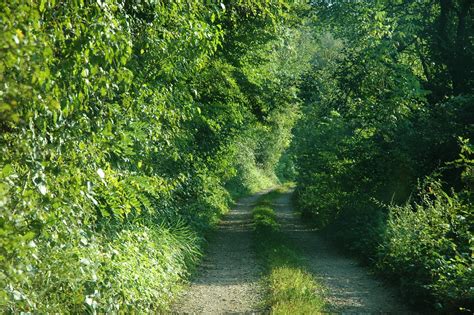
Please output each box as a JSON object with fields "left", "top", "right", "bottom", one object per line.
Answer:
{"left": 378, "top": 178, "right": 473, "bottom": 312}
{"left": 2, "top": 220, "right": 202, "bottom": 312}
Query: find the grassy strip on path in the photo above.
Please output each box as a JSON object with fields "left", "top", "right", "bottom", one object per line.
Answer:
{"left": 253, "top": 185, "right": 326, "bottom": 314}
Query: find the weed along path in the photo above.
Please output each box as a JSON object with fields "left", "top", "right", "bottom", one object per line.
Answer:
{"left": 173, "top": 192, "right": 268, "bottom": 314}
{"left": 273, "top": 191, "right": 415, "bottom": 314}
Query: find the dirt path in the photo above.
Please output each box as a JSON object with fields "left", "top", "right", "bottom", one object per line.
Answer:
{"left": 274, "top": 191, "right": 415, "bottom": 314}
{"left": 173, "top": 192, "right": 268, "bottom": 314}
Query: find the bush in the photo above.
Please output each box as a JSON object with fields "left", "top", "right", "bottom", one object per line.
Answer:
{"left": 2, "top": 220, "right": 202, "bottom": 312}
{"left": 378, "top": 178, "right": 473, "bottom": 312}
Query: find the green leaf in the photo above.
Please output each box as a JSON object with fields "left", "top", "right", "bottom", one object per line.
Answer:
{"left": 1, "top": 164, "right": 13, "bottom": 177}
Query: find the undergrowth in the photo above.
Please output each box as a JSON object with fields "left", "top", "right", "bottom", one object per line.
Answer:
{"left": 253, "top": 187, "right": 326, "bottom": 314}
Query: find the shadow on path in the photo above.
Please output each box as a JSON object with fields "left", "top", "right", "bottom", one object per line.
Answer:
{"left": 173, "top": 190, "right": 271, "bottom": 314}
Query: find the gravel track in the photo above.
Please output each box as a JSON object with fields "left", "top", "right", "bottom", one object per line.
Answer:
{"left": 273, "top": 191, "right": 416, "bottom": 314}
{"left": 174, "top": 189, "right": 415, "bottom": 314}
{"left": 173, "top": 192, "right": 269, "bottom": 314}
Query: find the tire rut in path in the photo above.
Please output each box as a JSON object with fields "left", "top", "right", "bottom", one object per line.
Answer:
{"left": 173, "top": 192, "right": 268, "bottom": 314}
{"left": 273, "top": 191, "right": 416, "bottom": 314}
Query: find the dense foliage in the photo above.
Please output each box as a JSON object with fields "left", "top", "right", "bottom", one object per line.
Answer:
{"left": 292, "top": 0, "right": 473, "bottom": 312}
{"left": 2, "top": 0, "right": 472, "bottom": 313}
{"left": 0, "top": 1, "right": 304, "bottom": 311}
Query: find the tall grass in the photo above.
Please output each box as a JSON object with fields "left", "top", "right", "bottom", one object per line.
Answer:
{"left": 253, "top": 188, "right": 326, "bottom": 314}
{"left": 4, "top": 220, "right": 202, "bottom": 313}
